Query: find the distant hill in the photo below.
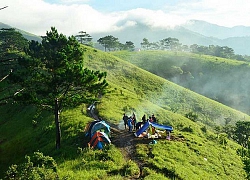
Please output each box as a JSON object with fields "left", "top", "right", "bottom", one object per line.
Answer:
{"left": 0, "top": 22, "right": 41, "bottom": 42}
{"left": 92, "top": 20, "right": 250, "bottom": 55}
{"left": 2, "top": 20, "right": 250, "bottom": 55}
{"left": 183, "top": 20, "right": 250, "bottom": 39}
{"left": 92, "top": 22, "right": 220, "bottom": 49}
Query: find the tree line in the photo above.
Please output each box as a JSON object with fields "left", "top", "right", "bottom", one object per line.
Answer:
{"left": 78, "top": 32, "right": 250, "bottom": 61}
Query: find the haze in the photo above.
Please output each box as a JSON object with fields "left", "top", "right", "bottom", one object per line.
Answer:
{"left": 0, "top": 0, "right": 250, "bottom": 36}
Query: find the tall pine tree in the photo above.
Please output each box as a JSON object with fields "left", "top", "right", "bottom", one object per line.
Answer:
{"left": 10, "top": 27, "right": 108, "bottom": 149}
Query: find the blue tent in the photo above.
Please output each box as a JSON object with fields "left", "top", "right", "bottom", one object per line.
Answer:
{"left": 84, "top": 120, "right": 100, "bottom": 137}
{"left": 90, "top": 121, "right": 110, "bottom": 137}
{"left": 134, "top": 121, "right": 173, "bottom": 137}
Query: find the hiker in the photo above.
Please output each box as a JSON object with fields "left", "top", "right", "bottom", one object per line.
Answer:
{"left": 132, "top": 112, "right": 137, "bottom": 130}
{"left": 127, "top": 116, "right": 133, "bottom": 132}
{"left": 142, "top": 114, "right": 146, "bottom": 124}
{"left": 149, "top": 116, "right": 152, "bottom": 122}
{"left": 122, "top": 113, "right": 129, "bottom": 129}
{"left": 152, "top": 114, "right": 157, "bottom": 123}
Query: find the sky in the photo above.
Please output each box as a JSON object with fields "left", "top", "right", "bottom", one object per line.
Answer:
{"left": 0, "top": 0, "right": 250, "bottom": 36}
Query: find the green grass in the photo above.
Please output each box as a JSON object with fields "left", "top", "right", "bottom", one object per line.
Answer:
{"left": 110, "top": 50, "right": 250, "bottom": 114}
{"left": 144, "top": 133, "right": 245, "bottom": 179}
{"left": 85, "top": 48, "right": 250, "bottom": 128}
{"left": 0, "top": 46, "right": 249, "bottom": 179}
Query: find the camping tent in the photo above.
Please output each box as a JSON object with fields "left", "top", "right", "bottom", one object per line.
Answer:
{"left": 89, "top": 131, "right": 111, "bottom": 149}
{"left": 84, "top": 120, "right": 100, "bottom": 137}
{"left": 90, "top": 121, "right": 110, "bottom": 137}
{"left": 134, "top": 121, "right": 173, "bottom": 138}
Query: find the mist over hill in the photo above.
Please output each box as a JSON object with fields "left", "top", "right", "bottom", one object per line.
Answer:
{"left": 92, "top": 20, "right": 250, "bottom": 55}
{"left": 112, "top": 50, "right": 250, "bottom": 115}
{"left": 1, "top": 19, "right": 250, "bottom": 55}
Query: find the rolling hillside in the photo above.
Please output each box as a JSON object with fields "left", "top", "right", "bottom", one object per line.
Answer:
{"left": 0, "top": 46, "right": 249, "bottom": 179}
{"left": 111, "top": 50, "right": 250, "bottom": 115}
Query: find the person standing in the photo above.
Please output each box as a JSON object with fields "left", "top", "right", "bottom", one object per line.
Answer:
{"left": 127, "top": 116, "right": 133, "bottom": 132}
{"left": 132, "top": 112, "right": 137, "bottom": 130}
{"left": 123, "top": 113, "right": 129, "bottom": 129}
{"left": 142, "top": 114, "right": 146, "bottom": 124}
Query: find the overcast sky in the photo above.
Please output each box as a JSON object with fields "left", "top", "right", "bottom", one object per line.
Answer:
{"left": 0, "top": 0, "right": 250, "bottom": 36}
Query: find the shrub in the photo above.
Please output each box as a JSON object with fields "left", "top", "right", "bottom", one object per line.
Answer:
{"left": 182, "top": 126, "right": 193, "bottom": 133}
{"left": 4, "top": 151, "right": 58, "bottom": 180}
{"left": 201, "top": 126, "right": 207, "bottom": 133}
{"left": 218, "top": 133, "right": 228, "bottom": 146}
{"left": 185, "top": 112, "right": 198, "bottom": 122}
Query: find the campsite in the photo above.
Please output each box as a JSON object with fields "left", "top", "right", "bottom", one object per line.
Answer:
{"left": 1, "top": 39, "right": 250, "bottom": 179}
{"left": 1, "top": 4, "right": 250, "bottom": 177}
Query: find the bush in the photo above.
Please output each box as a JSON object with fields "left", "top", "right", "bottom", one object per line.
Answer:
{"left": 4, "top": 151, "right": 58, "bottom": 180}
{"left": 185, "top": 112, "right": 198, "bottom": 122}
{"left": 182, "top": 126, "right": 194, "bottom": 133}
{"left": 201, "top": 126, "right": 207, "bottom": 133}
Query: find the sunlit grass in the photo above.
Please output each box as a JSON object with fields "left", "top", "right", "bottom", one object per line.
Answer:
{"left": 0, "top": 46, "right": 249, "bottom": 179}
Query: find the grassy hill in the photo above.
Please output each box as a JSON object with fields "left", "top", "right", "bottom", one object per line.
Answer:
{"left": 0, "top": 46, "right": 249, "bottom": 179}
{"left": 111, "top": 50, "right": 250, "bottom": 115}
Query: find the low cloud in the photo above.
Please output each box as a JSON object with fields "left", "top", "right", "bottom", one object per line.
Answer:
{"left": 0, "top": 0, "right": 250, "bottom": 36}
{"left": 0, "top": 0, "right": 118, "bottom": 35}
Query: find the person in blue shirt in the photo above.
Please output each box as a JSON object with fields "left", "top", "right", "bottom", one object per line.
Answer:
{"left": 127, "top": 116, "right": 133, "bottom": 132}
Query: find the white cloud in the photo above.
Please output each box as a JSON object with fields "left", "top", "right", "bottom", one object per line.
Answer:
{"left": 0, "top": 0, "right": 119, "bottom": 35}
{"left": 111, "top": 8, "right": 187, "bottom": 31}
{"left": 167, "top": 0, "right": 250, "bottom": 27}
{"left": 0, "top": 0, "right": 250, "bottom": 37}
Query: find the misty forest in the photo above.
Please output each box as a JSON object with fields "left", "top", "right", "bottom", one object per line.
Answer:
{"left": 1, "top": 17, "right": 250, "bottom": 180}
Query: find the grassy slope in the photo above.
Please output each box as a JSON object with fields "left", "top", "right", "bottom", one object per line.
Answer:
{"left": 88, "top": 49, "right": 250, "bottom": 127}
{"left": 0, "top": 46, "right": 248, "bottom": 179}
{"left": 110, "top": 50, "right": 250, "bottom": 114}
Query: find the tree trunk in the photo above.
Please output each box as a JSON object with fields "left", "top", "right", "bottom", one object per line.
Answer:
{"left": 55, "top": 98, "right": 61, "bottom": 149}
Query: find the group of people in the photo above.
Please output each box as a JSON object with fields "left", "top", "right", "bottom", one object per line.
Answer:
{"left": 122, "top": 113, "right": 157, "bottom": 132}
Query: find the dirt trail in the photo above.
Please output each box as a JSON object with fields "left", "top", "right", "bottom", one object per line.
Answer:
{"left": 110, "top": 121, "right": 154, "bottom": 180}
{"left": 110, "top": 123, "right": 137, "bottom": 161}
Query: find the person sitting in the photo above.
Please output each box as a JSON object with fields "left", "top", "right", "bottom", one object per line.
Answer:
{"left": 149, "top": 116, "right": 152, "bottom": 122}
{"left": 152, "top": 114, "right": 157, "bottom": 123}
